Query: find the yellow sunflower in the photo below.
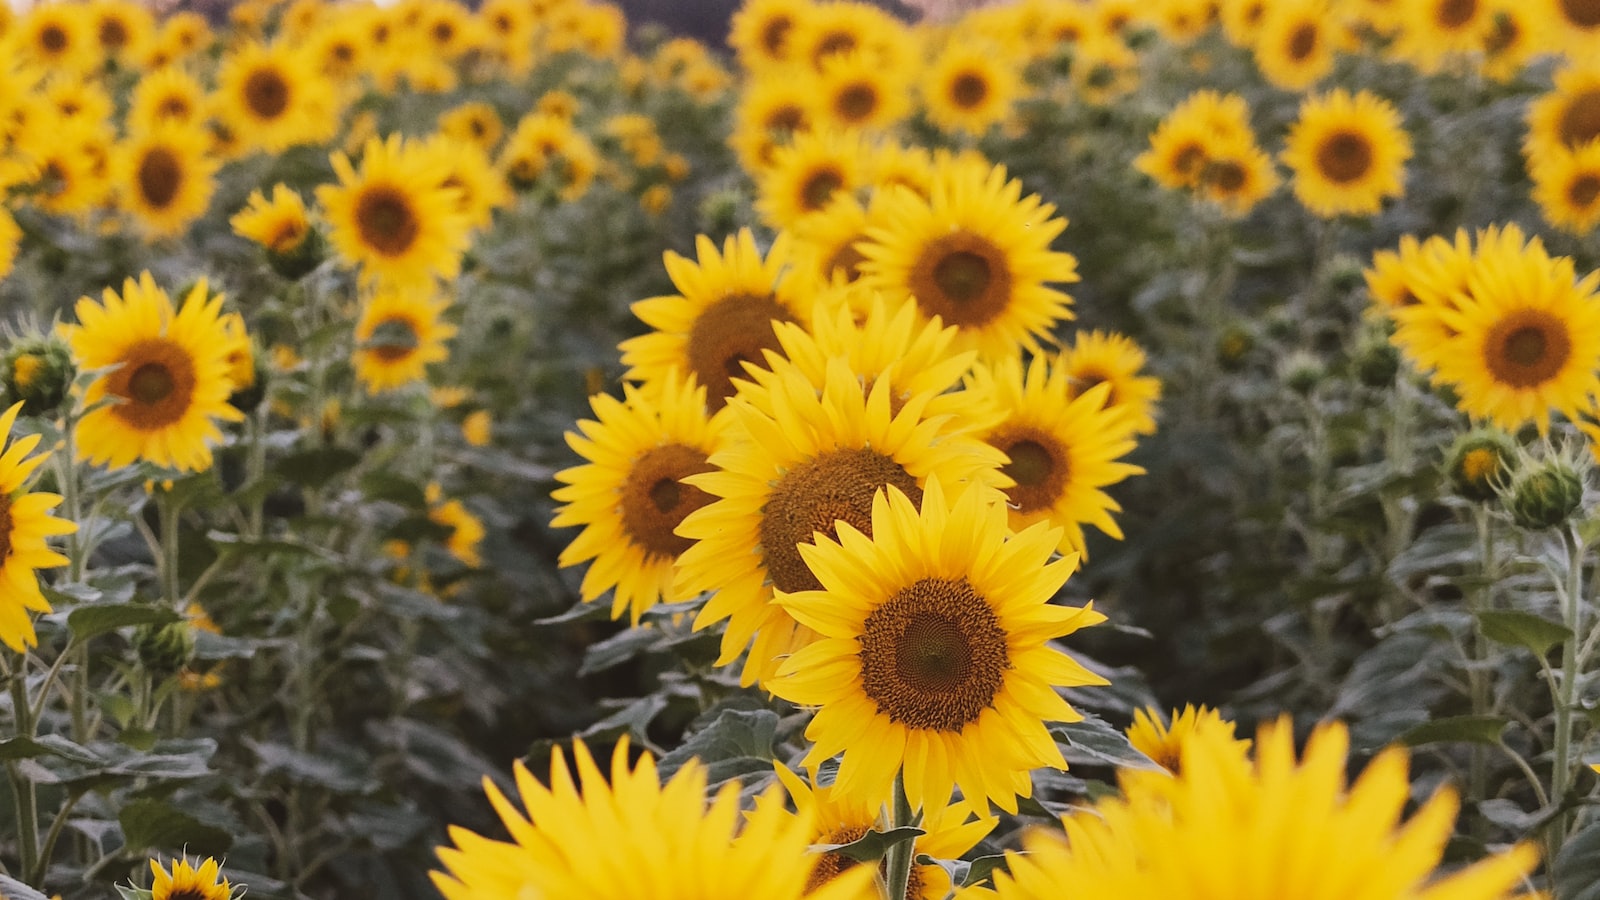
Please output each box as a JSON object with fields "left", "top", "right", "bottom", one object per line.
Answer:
{"left": 1542, "top": 0, "right": 1600, "bottom": 57}
{"left": 729, "top": 0, "right": 809, "bottom": 69}
{"left": 1135, "top": 92, "right": 1256, "bottom": 191}
{"left": 923, "top": 38, "right": 1023, "bottom": 136}
{"left": 231, "top": 183, "right": 313, "bottom": 256}
{"left": 426, "top": 484, "right": 484, "bottom": 568}
{"left": 730, "top": 73, "right": 820, "bottom": 172}
{"left": 87, "top": 0, "right": 153, "bottom": 67}
{"left": 756, "top": 128, "right": 867, "bottom": 230}
{"left": 1479, "top": 0, "right": 1549, "bottom": 81}
{"left": 1195, "top": 134, "right": 1281, "bottom": 218}
{"left": 814, "top": 50, "right": 911, "bottom": 133}
{"left": 351, "top": 284, "right": 456, "bottom": 393}
{"left": 317, "top": 134, "right": 472, "bottom": 286}
{"left": 788, "top": 192, "right": 878, "bottom": 290}
{"left": 438, "top": 101, "right": 505, "bottom": 154}
{"left": 0, "top": 209, "right": 20, "bottom": 283}
{"left": 16, "top": 4, "right": 96, "bottom": 73}
{"left": 0, "top": 402, "right": 76, "bottom": 653}
{"left": 1392, "top": 0, "right": 1494, "bottom": 72}
{"left": 1282, "top": 89, "right": 1413, "bottom": 218}
{"left": 61, "top": 273, "right": 244, "bottom": 473}
{"left": 619, "top": 229, "right": 804, "bottom": 414}
{"left": 127, "top": 67, "right": 206, "bottom": 133}
{"left": 215, "top": 41, "right": 336, "bottom": 154}
{"left": 419, "top": 134, "right": 510, "bottom": 233}
{"left": 1125, "top": 705, "right": 1250, "bottom": 776}
{"left": 43, "top": 78, "right": 113, "bottom": 129}
{"left": 19, "top": 118, "right": 113, "bottom": 221}
{"left": 1525, "top": 61, "right": 1600, "bottom": 165}
{"left": 1377, "top": 230, "right": 1479, "bottom": 375}
{"left": 1062, "top": 330, "right": 1162, "bottom": 436}
{"left": 115, "top": 123, "right": 219, "bottom": 240}
{"left": 1431, "top": 225, "right": 1600, "bottom": 432}
{"left": 858, "top": 155, "right": 1078, "bottom": 360}
{"left": 988, "top": 719, "right": 1538, "bottom": 900}
{"left": 150, "top": 855, "right": 231, "bottom": 900}
{"left": 1253, "top": 0, "right": 1338, "bottom": 91}
{"left": 769, "top": 477, "right": 1107, "bottom": 814}
{"left": 968, "top": 353, "right": 1145, "bottom": 557}
{"left": 551, "top": 371, "right": 721, "bottom": 625}
{"left": 151, "top": 12, "right": 210, "bottom": 64}
{"left": 1219, "top": 0, "right": 1270, "bottom": 45}
{"left": 433, "top": 738, "right": 874, "bottom": 900}
{"left": 1531, "top": 141, "right": 1600, "bottom": 233}
{"left": 676, "top": 359, "right": 1009, "bottom": 687}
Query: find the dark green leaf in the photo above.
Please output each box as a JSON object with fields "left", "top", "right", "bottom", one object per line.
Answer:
{"left": 657, "top": 708, "right": 780, "bottom": 783}
{"left": 119, "top": 799, "right": 233, "bottom": 857}
{"left": 1398, "top": 715, "right": 1509, "bottom": 747}
{"left": 206, "top": 530, "right": 338, "bottom": 560}
{"left": 1554, "top": 818, "right": 1600, "bottom": 900}
{"left": 0, "top": 734, "right": 104, "bottom": 764}
{"left": 274, "top": 446, "right": 361, "bottom": 488}
{"left": 578, "top": 626, "right": 664, "bottom": 676}
{"left": 961, "top": 854, "right": 1012, "bottom": 887}
{"left": 814, "top": 826, "right": 924, "bottom": 862}
{"left": 534, "top": 600, "right": 611, "bottom": 626}
{"left": 1049, "top": 715, "right": 1161, "bottom": 770}
{"left": 68, "top": 604, "right": 180, "bottom": 641}
{"left": 361, "top": 471, "right": 428, "bottom": 507}
{"left": 1477, "top": 610, "right": 1573, "bottom": 656}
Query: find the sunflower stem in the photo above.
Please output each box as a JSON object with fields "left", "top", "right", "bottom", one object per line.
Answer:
{"left": 6, "top": 652, "right": 40, "bottom": 879}
{"left": 247, "top": 402, "right": 269, "bottom": 539}
{"left": 28, "top": 789, "right": 82, "bottom": 884}
{"left": 884, "top": 772, "right": 914, "bottom": 900}
{"left": 1550, "top": 525, "right": 1585, "bottom": 855}
{"left": 158, "top": 490, "right": 182, "bottom": 612}
{"left": 59, "top": 407, "right": 84, "bottom": 582}
{"left": 1465, "top": 505, "right": 1495, "bottom": 831}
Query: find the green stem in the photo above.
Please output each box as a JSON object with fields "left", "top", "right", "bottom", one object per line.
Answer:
{"left": 1466, "top": 507, "right": 1494, "bottom": 827}
{"left": 6, "top": 654, "right": 39, "bottom": 878}
{"left": 248, "top": 403, "right": 269, "bottom": 539}
{"left": 1551, "top": 526, "right": 1585, "bottom": 855}
{"left": 28, "top": 790, "right": 82, "bottom": 884}
{"left": 59, "top": 409, "right": 83, "bottom": 582}
{"left": 158, "top": 492, "right": 182, "bottom": 612}
{"left": 883, "top": 773, "right": 914, "bottom": 900}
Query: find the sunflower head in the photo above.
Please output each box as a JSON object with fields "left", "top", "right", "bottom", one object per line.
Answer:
{"left": 232, "top": 184, "right": 324, "bottom": 279}
{"left": 148, "top": 855, "right": 232, "bottom": 900}
{"left": 1504, "top": 449, "right": 1586, "bottom": 529}
{"left": 1446, "top": 428, "right": 1518, "bottom": 501}
{"left": 1, "top": 334, "right": 75, "bottom": 417}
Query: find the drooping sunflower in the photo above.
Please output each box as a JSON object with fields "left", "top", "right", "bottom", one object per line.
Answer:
{"left": 922, "top": 38, "right": 1022, "bottom": 136}
{"left": 351, "top": 284, "right": 456, "bottom": 393}
{"left": 728, "top": 0, "right": 808, "bottom": 68}
{"left": 619, "top": 229, "right": 804, "bottom": 414}
{"left": 1392, "top": 0, "right": 1494, "bottom": 72}
{"left": 150, "top": 855, "right": 231, "bottom": 900}
{"left": 1253, "top": 0, "right": 1338, "bottom": 91}
{"left": 115, "top": 122, "right": 219, "bottom": 239}
{"left": 858, "top": 155, "right": 1077, "bottom": 360}
{"left": 231, "top": 183, "right": 313, "bottom": 256}
{"left": 1525, "top": 61, "right": 1600, "bottom": 165}
{"left": 62, "top": 273, "right": 244, "bottom": 473}
{"left": 127, "top": 67, "right": 206, "bottom": 133}
{"left": 432, "top": 738, "right": 874, "bottom": 900}
{"left": 756, "top": 128, "right": 866, "bottom": 230}
{"left": 968, "top": 354, "right": 1145, "bottom": 557}
{"left": 317, "top": 134, "right": 471, "bottom": 285}
{"left": 0, "top": 402, "right": 76, "bottom": 653}
{"left": 1282, "top": 88, "right": 1413, "bottom": 218}
{"left": 1062, "top": 330, "right": 1162, "bottom": 436}
{"left": 769, "top": 477, "right": 1107, "bottom": 814}
{"left": 677, "top": 360, "right": 1009, "bottom": 687}
{"left": 988, "top": 719, "right": 1538, "bottom": 900}
{"left": 215, "top": 42, "right": 336, "bottom": 154}
{"left": 1430, "top": 225, "right": 1600, "bottom": 432}
{"left": 1531, "top": 141, "right": 1600, "bottom": 233}
{"left": 551, "top": 371, "right": 721, "bottom": 625}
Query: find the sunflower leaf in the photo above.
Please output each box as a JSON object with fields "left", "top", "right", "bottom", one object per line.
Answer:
{"left": 813, "top": 826, "right": 925, "bottom": 863}
{"left": 67, "top": 603, "right": 181, "bottom": 641}
{"left": 1398, "top": 715, "right": 1509, "bottom": 747}
{"left": 0, "top": 874, "right": 51, "bottom": 900}
{"left": 1476, "top": 610, "right": 1573, "bottom": 657}
{"left": 1555, "top": 819, "right": 1600, "bottom": 900}
{"left": 1049, "top": 714, "right": 1161, "bottom": 770}
{"left": 118, "top": 798, "right": 233, "bottom": 857}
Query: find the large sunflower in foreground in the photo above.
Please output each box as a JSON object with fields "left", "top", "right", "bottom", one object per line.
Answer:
{"left": 352, "top": 284, "right": 456, "bottom": 393}
{"left": 677, "top": 360, "right": 1008, "bottom": 687}
{"left": 149, "top": 855, "right": 232, "bottom": 900}
{"left": 432, "top": 738, "right": 874, "bottom": 900}
{"left": 1431, "top": 225, "right": 1600, "bottom": 432}
{"left": 62, "top": 274, "right": 244, "bottom": 473}
{"left": 552, "top": 371, "right": 721, "bottom": 625}
{"left": 985, "top": 719, "right": 1537, "bottom": 900}
{"left": 0, "top": 402, "right": 76, "bottom": 653}
{"left": 1282, "top": 89, "right": 1413, "bottom": 218}
{"left": 317, "top": 134, "right": 471, "bottom": 285}
{"left": 859, "top": 156, "right": 1077, "bottom": 360}
{"left": 116, "top": 123, "right": 219, "bottom": 239}
{"left": 769, "top": 478, "right": 1106, "bottom": 814}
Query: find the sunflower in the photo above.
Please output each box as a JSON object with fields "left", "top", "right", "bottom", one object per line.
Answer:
{"left": 438, "top": 101, "right": 505, "bottom": 153}
{"left": 307, "top": 14, "right": 370, "bottom": 81}
{"left": 923, "top": 38, "right": 1022, "bottom": 136}
{"left": 676, "top": 360, "right": 1009, "bottom": 687}
{"left": 1531, "top": 141, "right": 1600, "bottom": 233}
{"left": 318, "top": 134, "right": 471, "bottom": 286}
{"left": 1376, "top": 230, "right": 1479, "bottom": 374}
{"left": 352, "top": 284, "right": 456, "bottom": 393}
{"left": 551, "top": 371, "right": 721, "bottom": 625}
{"left": 1134, "top": 91, "right": 1256, "bottom": 191}
{"left": 814, "top": 50, "right": 910, "bottom": 132}
{"left": 426, "top": 484, "right": 484, "bottom": 568}
{"left": 149, "top": 855, "right": 231, "bottom": 900}
{"left": 62, "top": 273, "right": 244, "bottom": 473}
{"left": 16, "top": 4, "right": 96, "bottom": 72}
{"left": 1392, "top": 0, "right": 1494, "bottom": 72}
{"left": 1430, "top": 225, "right": 1600, "bottom": 432}
{"left": 127, "top": 67, "right": 206, "bottom": 133}
{"left": 756, "top": 128, "right": 866, "bottom": 229}
{"left": 1125, "top": 705, "right": 1250, "bottom": 776}
{"left": 433, "top": 738, "right": 874, "bottom": 900}
{"left": 1153, "top": 0, "right": 1216, "bottom": 43}
{"left": 858, "top": 155, "right": 1077, "bottom": 360}
{"left": 1525, "top": 61, "right": 1600, "bottom": 164}
{"left": 17, "top": 119, "right": 112, "bottom": 220}
{"left": 152, "top": 12, "right": 210, "bottom": 63}
{"left": 1479, "top": 0, "right": 1548, "bottom": 80}
{"left": 1195, "top": 134, "right": 1281, "bottom": 218}
{"left": 619, "top": 229, "right": 805, "bottom": 414}
{"left": 1219, "top": 0, "right": 1270, "bottom": 44}
{"left": 215, "top": 42, "right": 336, "bottom": 154}
{"left": 497, "top": 112, "right": 598, "bottom": 198}
{"left": 0, "top": 402, "right": 76, "bottom": 653}
{"left": 419, "top": 134, "right": 510, "bottom": 233}
{"left": 790, "top": 1, "right": 880, "bottom": 70}
{"left": 1282, "top": 89, "right": 1412, "bottom": 218}
{"left": 729, "top": 0, "right": 809, "bottom": 68}
{"left": 88, "top": 0, "right": 153, "bottom": 66}
{"left": 116, "top": 123, "right": 218, "bottom": 239}
{"left": 787, "top": 192, "right": 878, "bottom": 291}
{"left": 768, "top": 477, "right": 1106, "bottom": 813}
{"left": 1062, "top": 330, "right": 1162, "bottom": 436}
{"left": 1543, "top": 0, "right": 1600, "bottom": 56}
{"left": 231, "top": 184, "right": 313, "bottom": 256}
{"left": 988, "top": 719, "right": 1538, "bottom": 900}
{"left": 968, "top": 354, "right": 1145, "bottom": 557}
{"left": 43, "top": 78, "right": 114, "bottom": 128}
{"left": 1253, "top": 0, "right": 1338, "bottom": 91}
{"left": 864, "top": 140, "right": 938, "bottom": 199}
{"left": 730, "top": 74, "right": 818, "bottom": 173}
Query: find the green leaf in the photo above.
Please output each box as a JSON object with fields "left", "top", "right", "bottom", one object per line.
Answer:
{"left": 814, "top": 826, "right": 925, "bottom": 862}
{"left": 1049, "top": 715, "right": 1162, "bottom": 770}
{"left": 656, "top": 708, "right": 780, "bottom": 786}
{"left": 115, "top": 887, "right": 154, "bottom": 900}
{"left": 274, "top": 446, "right": 362, "bottom": 489}
{"left": 0, "top": 874, "right": 52, "bottom": 900}
{"left": 0, "top": 734, "right": 104, "bottom": 764}
{"left": 1554, "top": 818, "right": 1600, "bottom": 900}
{"left": 577, "top": 626, "right": 664, "bottom": 676}
{"left": 118, "top": 799, "right": 233, "bottom": 856}
{"left": 1476, "top": 610, "right": 1573, "bottom": 656}
{"left": 361, "top": 471, "right": 428, "bottom": 508}
{"left": 961, "top": 854, "right": 1012, "bottom": 887}
{"left": 1398, "top": 715, "right": 1509, "bottom": 747}
{"left": 68, "top": 604, "right": 180, "bottom": 641}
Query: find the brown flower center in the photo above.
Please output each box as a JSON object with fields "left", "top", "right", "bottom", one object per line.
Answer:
{"left": 805, "top": 825, "right": 869, "bottom": 892}
{"left": 619, "top": 443, "right": 714, "bottom": 558}
{"left": 99, "top": 16, "right": 129, "bottom": 49}
{"left": 800, "top": 165, "right": 845, "bottom": 213}
{"left": 244, "top": 67, "right": 290, "bottom": 120}
{"left": 683, "top": 292, "right": 794, "bottom": 410}
{"left": 1560, "top": 90, "right": 1600, "bottom": 150}
{"left": 39, "top": 24, "right": 68, "bottom": 53}
{"left": 1560, "top": 0, "right": 1600, "bottom": 27}
{"left": 0, "top": 494, "right": 12, "bottom": 562}
{"left": 826, "top": 237, "right": 867, "bottom": 282}
{"left": 1484, "top": 309, "right": 1571, "bottom": 389}
{"left": 834, "top": 83, "right": 878, "bottom": 124}
{"left": 1315, "top": 130, "right": 1374, "bottom": 183}
{"left": 1570, "top": 173, "right": 1600, "bottom": 209}
{"left": 137, "top": 147, "right": 183, "bottom": 209}
{"left": 997, "top": 431, "right": 1068, "bottom": 513}
{"left": 1436, "top": 0, "right": 1478, "bottom": 28}
{"left": 354, "top": 185, "right": 420, "bottom": 257}
{"left": 766, "top": 104, "right": 806, "bottom": 135}
{"left": 759, "top": 449, "right": 921, "bottom": 593}
{"left": 366, "top": 317, "right": 420, "bottom": 362}
{"left": 158, "top": 96, "right": 193, "bottom": 120}
{"left": 951, "top": 71, "right": 989, "bottom": 110}
{"left": 110, "top": 340, "right": 198, "bottom": 431}
{"left": 859, "top": 577, "right": 1010, "bottom": 732}
{"left": 814, "top": 30, "right": 856, "bottom": 63}
{"left": 1204, "top": 159, "right": 1248, "bottom": 193}
{"left": 760, "top": 14, "right": 793, "bottom": 55}
{"left": 908, "top": 233, "right": 1014, "bottom": 329}
{"left": 1287, "top": 22, "right": 1318, "bottom": 60}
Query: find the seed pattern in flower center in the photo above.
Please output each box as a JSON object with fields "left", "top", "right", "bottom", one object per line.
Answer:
{"left": 1484, "top": 310, "right": 1571, "bottom": 389}
{"left": 683, "top": 292, "right": 794, "bottom": 409}
{"left": 909, "top": 232, "right": 1014, "bottom": 329}
{"left": 138, "top": 147, "right": 183, "bottom": 209}
{"left": 355, "top": 186, "right": 421, "bottom": 257}
{"left": 109, "top": 339, "right": 198, "bottom": 431}
{"left": 859, "top": 577, "right": 1010, "bottom": 732}
{"left": 619, "top": 443, "right": 714, "bottom": 558}
{"left": 760, "top": 448, "right": 921, "bottom": 593}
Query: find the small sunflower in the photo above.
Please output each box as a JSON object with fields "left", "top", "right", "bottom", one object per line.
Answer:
{"left": 619, "top": 229, "right": 804, "bottom": 414}
{"left": 62, "top": 273, "right": 244, "bottom": 473}
{"left": 729, "top": 0, "right": 808, "bottom": 68}
{"left": 1195, "top": 134, "right": 1281, "bottom": 218}
{"left": 426, "top": 483, "right": 484, "bottom": 568}
{"left": 1525, "top": 61, "right": 1600, "bottom": 164}
{"left": 1124, "top": 705, "right": 1251, "bottom": 777}
{"left": 922, "top": 38, "right": 1023, "bottom": 136}
{"left": 988, "top": 719, "right": 1538, "bottom": 900}
{"left": 231, "top": 183, "right": 313, "bottom": 256}
{"left": 432, "top": 738, "right": 874, "bottom": 900}
{"left": 351, "top": 284, "right": 456, "bottom": 393}
{"left": 149, "top": 855, "right": 231, "bottom": 900}
{"left": 116, "top": 123, "right": 219, "bottom": 239}
{"left": 1479, "top": 0, "right": 1548, "bottom": 80}
{"left": 551, "top": 371, "right": 721, "bottom": 625}
{"left": 216, "top": 41, "right": 336, "bottom": 154}
{"left": 1253, "top": 0, "right": 1338, "bottom": 90}
{"left": 858, "top": 155, "right": 1078, "bottom": 360}
{"left": 419, "top": 134, "right": 510, "bottom": 233}
{"left": 968, "top": 354, "right": 1145, "bottom": 557}
{"left": 127, "top": 67, "right": 207, "bottom": 132}
{"left": 1062, "top": 330, "right": 1162, "bottom": 436}
{"left": 1531, "top": 141, "right": 1600, "bottom": 234}
{"left": 1135, "top": 91, "right": 1256, "bottom": 191}
{"left": 0, "top": 402, "right": 76, "bottom": 653}
{"left": 88, "top": 0, "right": 153, "bottom": 66}
{"left": 730, "top": 74, "right": 820, "bottom": 172}
{"left": 1392, "top": 0, "right": 1494, "bottom": 72}
{"left": 16, "top": 4, "right": 96, "bottom": 72}
{"left": 317, "top": 134, "right": 472, "bottom": 285}
{"left": 788, "top": 192, "right": 878, "bottom": 289}
{"left": 756, "top": 128, "right": 866, "bottom": 229}
{"left": 769, "top": 477, "right": 1107, "bottom": 814}
{"left": 1543, "top": 0, "right": 1600, "bottom": 56}
{"left": 1282, "top": 88, "right": 1413, "bottom": 218}
{"left": 438, "top": 101, "right": 505, "bottom": 153}
{"left": 814, "top": 50, "right": 911, "bottom": 132}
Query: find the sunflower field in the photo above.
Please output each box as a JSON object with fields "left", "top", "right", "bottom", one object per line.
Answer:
{"left": 4, "top": 0, "right": 1600, "bottom": 895}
